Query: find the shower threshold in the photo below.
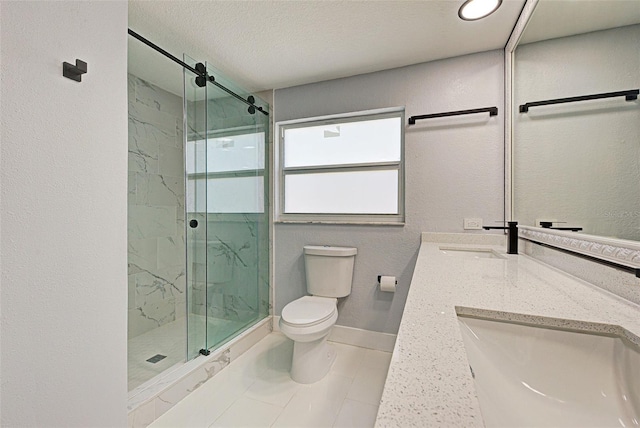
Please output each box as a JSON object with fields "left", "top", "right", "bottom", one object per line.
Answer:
{"left": 128, "top": 314, "right": 259, "bottom": 391}
{"left": 127, "top": 316, "right": 271, "bottom": 426}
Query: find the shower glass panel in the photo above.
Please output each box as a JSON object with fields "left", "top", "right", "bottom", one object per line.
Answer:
{"left": 185, "top": 61, "right": 269, "bottom": 354}
{"left": 184, "top": 54, "right": 208, "bottom": 360}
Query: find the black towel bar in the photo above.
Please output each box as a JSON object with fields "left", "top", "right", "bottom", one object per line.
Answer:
{"left": 408, "top": 106, "right": 498, "bottom": 125}
{"left": 519, "top": 89, "right": 639, "bottom": 113}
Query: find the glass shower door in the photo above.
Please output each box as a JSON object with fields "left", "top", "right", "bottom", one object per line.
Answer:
{"left": 202, "top": 61, "right": 270, "bottom": 349}
{"left": 185, "top": 59, "right": 269, "bottom": 356}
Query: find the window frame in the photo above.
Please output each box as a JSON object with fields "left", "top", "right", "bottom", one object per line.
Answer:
{"left": 275, "top": 107, "right": 405, "bottom": 225}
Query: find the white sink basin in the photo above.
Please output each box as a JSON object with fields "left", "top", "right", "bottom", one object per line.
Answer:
{"left": 439, "top": 247, "right": 504, "bottom": 259}
{"left": 458, "top": 315, "right": 640, "bottom": 427}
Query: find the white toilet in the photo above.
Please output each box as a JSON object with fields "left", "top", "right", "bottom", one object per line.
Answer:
{"left": 279, "top": 245, "right": 357, "bottom": 384}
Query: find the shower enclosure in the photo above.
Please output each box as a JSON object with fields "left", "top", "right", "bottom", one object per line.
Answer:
{"left": 184, "top": 57, "right": 270, "bottom": 361}
{"left": 127, "top": 35, "right": 269, "bottom": 391}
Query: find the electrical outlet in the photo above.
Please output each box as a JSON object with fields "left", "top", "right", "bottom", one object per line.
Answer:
{"left": 464, "top": 218, "right": 483, "bottom": 230}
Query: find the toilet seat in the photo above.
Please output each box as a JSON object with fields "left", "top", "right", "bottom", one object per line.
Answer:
{"left": 281, "top": 296, "right": 337, "bottom": 327}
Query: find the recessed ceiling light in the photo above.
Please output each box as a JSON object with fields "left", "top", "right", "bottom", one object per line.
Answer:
{"left": 458, "top": 0, "right": 502, "bottom": 21}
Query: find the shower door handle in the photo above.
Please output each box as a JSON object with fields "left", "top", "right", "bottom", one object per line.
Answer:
{"left": 189, "top": 219, "right": 198, "bottom": 228}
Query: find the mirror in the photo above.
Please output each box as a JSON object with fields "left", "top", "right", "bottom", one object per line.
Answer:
{"left": 512, "top": 0, "right": 640, "bottom": 242}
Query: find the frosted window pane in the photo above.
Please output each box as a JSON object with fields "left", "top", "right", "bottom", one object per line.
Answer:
{"left": 207, "top": 176, "right": 264, "bottom": 213}
{"left": 207, "top": 132, "right": 265, "bottom": 172}
{"left": 284, "top": 117, "right": 401, "bottom": 167}
{"left": 285, "top": 170, "right": 398, "bottom": 214}
{"left": 186, "top": 133, "right": 265, "bottom": 174}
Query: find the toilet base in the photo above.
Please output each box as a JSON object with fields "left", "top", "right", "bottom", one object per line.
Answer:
{"left": 290, "top": 336, "right": 337, "bottom": 384}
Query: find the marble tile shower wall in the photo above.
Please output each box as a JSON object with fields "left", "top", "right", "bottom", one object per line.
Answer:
{"left": 188, "top": 215, "right": 270, "bottom": 323}
{"left": 128, "top": 74, "right": 186, "bottom": 338}
{"left": 206, "top": 95, "right": 262, "bottom": 130}
{"left": 186, "top": 93, "right": 264, "bottom": 136}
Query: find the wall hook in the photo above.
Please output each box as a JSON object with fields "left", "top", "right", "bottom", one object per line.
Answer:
{"left": 63, "top": 59, "right": 87, "bottom": 82}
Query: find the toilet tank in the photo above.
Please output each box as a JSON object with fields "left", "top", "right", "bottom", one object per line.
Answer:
{"left": 304, "top": 245, "right": 357, "bottom": 298}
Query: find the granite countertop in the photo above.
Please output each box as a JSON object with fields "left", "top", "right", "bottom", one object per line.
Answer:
{"left": 375, "top": 232, "right": 640, "bottom": 427}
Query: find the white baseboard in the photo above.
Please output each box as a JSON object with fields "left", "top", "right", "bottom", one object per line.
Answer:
{"left": 329, "top": 324, "right": 396, "bottom": 352}
{"left": 273, "top": 316, "right": 396, "bottom": 352}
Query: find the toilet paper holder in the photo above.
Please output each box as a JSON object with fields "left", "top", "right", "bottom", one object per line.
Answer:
{"left": 377, "top": 275, "right": 397, "bottom": 285}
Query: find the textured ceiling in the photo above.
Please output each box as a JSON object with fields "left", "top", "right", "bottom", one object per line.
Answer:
{"left": 520, "top": 0, "right": 640, "bottom": 45}
{"left": 128, "top": 0, "right": 526, "bottom": 96}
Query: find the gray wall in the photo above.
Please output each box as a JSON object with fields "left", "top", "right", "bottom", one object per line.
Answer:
{"left": 1, "top": 1, "right": 128, "bottom": 426}
{"left": 274, "top": 50, "right": 505, "bottom": 334}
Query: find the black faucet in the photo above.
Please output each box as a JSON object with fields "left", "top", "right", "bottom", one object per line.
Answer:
{"left": 483, "top": 221, "right": 518, "bottom": 255}
{"left": 539, "top": 221, "right": 582, "bottom": 232}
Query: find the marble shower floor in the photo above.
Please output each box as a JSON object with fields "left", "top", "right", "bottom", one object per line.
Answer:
{"left": 150, "top": 332, "right": 391, "bottom": 428}
{"left": 128, "top": 314, "right": 254, "bottom": 391}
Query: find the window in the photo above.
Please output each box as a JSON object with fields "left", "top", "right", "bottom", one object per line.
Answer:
{"left": 186, "top": 128, "right": 265, "bottom": 213}
{"left": 275, "top": 108, "right": 405, "bottom": 224}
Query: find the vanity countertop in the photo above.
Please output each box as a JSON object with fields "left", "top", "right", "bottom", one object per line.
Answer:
{"left": 374, "top": 232, "right": 640, "bottom": 427}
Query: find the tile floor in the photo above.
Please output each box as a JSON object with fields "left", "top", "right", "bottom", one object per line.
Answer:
{"left": 149, "top": 332, "right": 392, "bottom": 428}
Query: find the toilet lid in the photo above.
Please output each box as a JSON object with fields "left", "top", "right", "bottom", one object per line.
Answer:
{"left": 281, "top": 296, "right": 336, "bottom": 326}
